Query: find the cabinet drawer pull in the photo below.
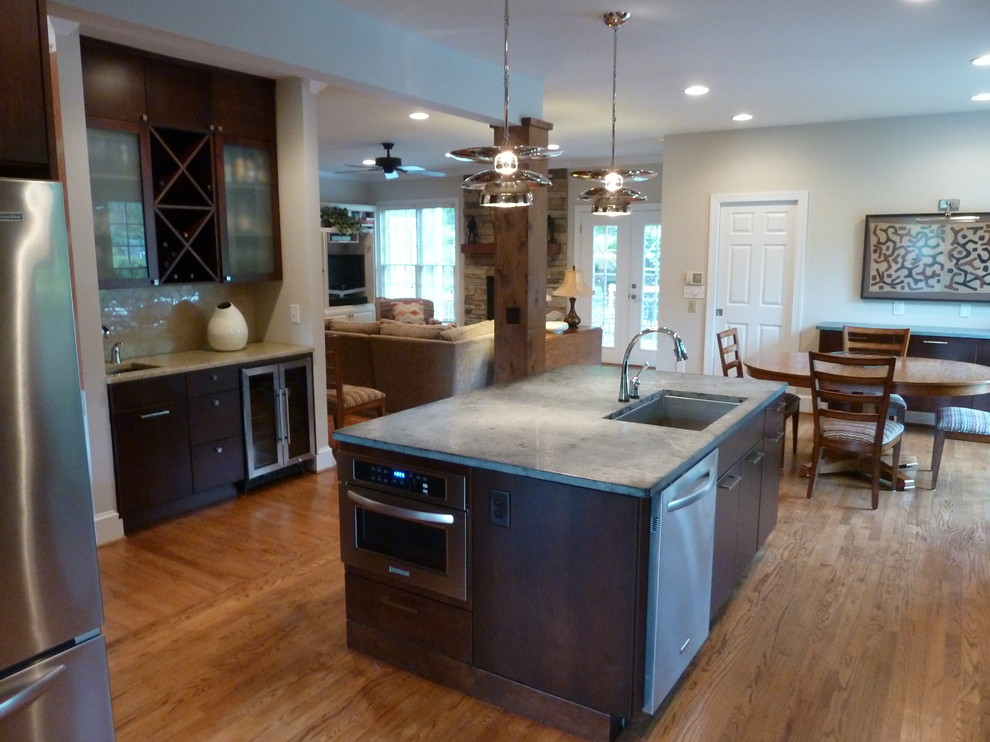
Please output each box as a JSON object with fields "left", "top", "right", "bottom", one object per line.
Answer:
{"left": 212, "top": 399, "right": 221, "bottom": 407}
{"left": 922, "top": 339, "right": 948, "bottom": 345}
{"left": 215, "top": 446, "right": 223, "bottom": 453}
{"left": 139, "top": 409, "right": 171, "bottom": 419}
{"left": 770, "top": 431, "right": 785, "bottom": 443}
{"left": 381, "top": 594, "right": 419, "bottom": 615}
{"left": 718, "top": 474, "right": 742, "bottom": 491}
{"left": 746, "top": 451, "right": 765, "bottom": 465}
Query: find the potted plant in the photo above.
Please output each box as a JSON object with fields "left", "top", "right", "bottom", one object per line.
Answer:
{"left": 320, "top": 205, "right": 361, "bottom": 235}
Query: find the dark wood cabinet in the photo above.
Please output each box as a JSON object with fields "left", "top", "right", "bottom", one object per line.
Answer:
{"left": 471, "top": 468, "right": 650, "bottom": 718}
{"left": 0, "top": 0, "right": 56, "bottom": 179}
{"left": 710, "top": 410, "right": 779, "bottom": 618}
{"left": 81, "top": 38, "right": 281, "bottom": 285}
{"left": 109, "top": 374, "right": 194, "bottom": 531}
{"left": 79, "top": 38, "right": 148, "bottom": 123}
{"left": 109, "top": 365, "right": 245, "bottom": 532}
{"left": 186, "top": 367, "right": 244, "bottom": 493}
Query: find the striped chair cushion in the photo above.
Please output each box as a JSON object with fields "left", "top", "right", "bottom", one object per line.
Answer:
{"left": 339, "top": 384, "right": 386, "bottom": 407}
{"left": 936, "top": 406, "right": 990, "bottom": 436}
{"left": 888, "top": 393, "right": 907, "bottom": 412}
{"left": 821, "top": 418, "right": 904, "bottom": 445}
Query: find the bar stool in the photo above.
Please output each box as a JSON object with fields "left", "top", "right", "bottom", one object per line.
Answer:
{"left": 931, "top": 407, "right": 990, "bottom": 489}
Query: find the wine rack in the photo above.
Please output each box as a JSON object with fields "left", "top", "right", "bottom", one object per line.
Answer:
{"left": 150, "top": 126, "right": 220, "bottom": 283}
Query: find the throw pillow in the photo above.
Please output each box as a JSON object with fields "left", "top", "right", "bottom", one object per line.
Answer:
{"left": 380, "top": 321, "right": 445, "bottom": 339}
{"left": 439, "top": 319, "right": 495, "bottom": 342}
{"left": 388, "top": 300, "right": 427, "bottom": 324}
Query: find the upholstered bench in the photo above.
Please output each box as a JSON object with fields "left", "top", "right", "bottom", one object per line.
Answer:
{"left": 931, "top": 406, "right": 990, "bottom": 489}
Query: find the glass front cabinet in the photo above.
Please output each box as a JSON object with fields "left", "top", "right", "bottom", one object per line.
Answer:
{"left": 241, "top": 356, "right": 315, "bottom": 484}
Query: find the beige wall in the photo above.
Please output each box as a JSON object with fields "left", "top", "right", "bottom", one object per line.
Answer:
{"left": 660, "top": 111, "right": 990, "bottom": 373}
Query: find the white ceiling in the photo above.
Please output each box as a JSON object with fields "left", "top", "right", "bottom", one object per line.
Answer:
{"left": 52, "top": 0, "right": 990, "bottom": 183}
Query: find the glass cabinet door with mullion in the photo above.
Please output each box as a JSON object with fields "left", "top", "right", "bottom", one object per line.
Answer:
{"left": 87, "top": 120, "right": 158, "bottom": 288}
{"left": 218, "top": 138, "right": 281, "bottom": 282}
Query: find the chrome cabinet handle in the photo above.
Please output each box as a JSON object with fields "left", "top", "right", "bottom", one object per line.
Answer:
{"left": 347, "top": 489, "right": 455, "bottom": 525}
{"left": 139, "top": 409, "right": 171, "bottom": 419}
{"left": 922, "top": 339, "right": 948, "bottom": 345}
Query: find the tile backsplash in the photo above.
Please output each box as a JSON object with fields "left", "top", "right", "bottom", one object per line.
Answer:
{"left": 100, "top": 284, "right": 257, "bottom": 362}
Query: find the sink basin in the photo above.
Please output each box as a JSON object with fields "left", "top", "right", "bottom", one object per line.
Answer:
{"left": 607, "top": 392, "right": 743, "bottom": 431}
{"left": 104, "top": 361, "right": 158, "bottom": 376}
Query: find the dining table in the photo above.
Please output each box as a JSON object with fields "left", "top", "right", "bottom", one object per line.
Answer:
{"left": 743, "top": 351, "right": 990, "bottom": 489}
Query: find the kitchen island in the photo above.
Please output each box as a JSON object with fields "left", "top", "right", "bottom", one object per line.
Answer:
{"left": 334, "top": 364, "right": 787, "bottom": 740}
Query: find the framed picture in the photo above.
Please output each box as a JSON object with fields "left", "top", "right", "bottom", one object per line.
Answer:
{"left": 861, "top": 213, "right": 990, "bottom": 302}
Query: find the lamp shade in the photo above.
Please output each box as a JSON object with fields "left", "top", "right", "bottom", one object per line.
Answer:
{"left": 552, "top": 267, "right": 594, "bottom": 298}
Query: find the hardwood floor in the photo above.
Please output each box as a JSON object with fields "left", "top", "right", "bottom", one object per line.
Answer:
{"left": 98, "top": 420, "right": 990, "bottom": 741}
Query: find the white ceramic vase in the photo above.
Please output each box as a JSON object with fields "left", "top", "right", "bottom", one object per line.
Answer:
{"left": 207, "top": 301, "right": 248, "bottom": 351}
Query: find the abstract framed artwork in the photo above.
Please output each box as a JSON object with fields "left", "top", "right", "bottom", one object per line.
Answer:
{"left": 861, "top": 213, "right": 990, "bottom": 302}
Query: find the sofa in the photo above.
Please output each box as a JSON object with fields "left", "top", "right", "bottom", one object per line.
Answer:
{"left": 325, "top": 316, "right": 495, "bottom": 412}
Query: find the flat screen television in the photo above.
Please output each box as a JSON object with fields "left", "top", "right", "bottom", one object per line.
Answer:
{"left": 328, "top": 254, "right": 367, "bottom": 305}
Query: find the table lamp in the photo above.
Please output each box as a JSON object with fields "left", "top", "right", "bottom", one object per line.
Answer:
{"left": 552, "top": 266, "right": 594, "bottom": 330}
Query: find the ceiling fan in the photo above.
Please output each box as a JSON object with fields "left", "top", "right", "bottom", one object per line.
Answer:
{"left": 343, "top": 142, "right": 445, "bottom": 180}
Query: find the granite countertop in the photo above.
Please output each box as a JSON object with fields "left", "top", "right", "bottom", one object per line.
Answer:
{"left": 334, "top": 364, "right": 785, "bottom": 498}
{"left": 816, "top": 322, "right": 990, "bottom": 340}
{"left": 104, "top": 342, "right": 313, "bottom": 383}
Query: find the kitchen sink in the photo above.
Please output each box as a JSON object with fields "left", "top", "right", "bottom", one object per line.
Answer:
{"left": 104, "top": 361, "right": 159, "bottom": 376}
{"left": 607, "top": 392, "right": 743, "bottom": 431}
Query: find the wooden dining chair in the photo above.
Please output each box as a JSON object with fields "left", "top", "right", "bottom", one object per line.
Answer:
{"left": 806, "top": 351, "right": 904, "bottom": 509}
{"left": 716, "top": 328, "right": 800, "bottom": 455}
{"left": 930, "top": 406, "right": 990, "bottom": 489}
{"left": 842, "top": 325, "right": 911, "bottom": 422}
{"left": 326, "top": 332, "right": 386, "bottom": 431}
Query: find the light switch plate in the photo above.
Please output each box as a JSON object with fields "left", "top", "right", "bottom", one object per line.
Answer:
{"left": 960, "top": 303, "right": 971, "bottom": 318}
{"left": 892, "top": 301, "right": 905, "bottom": 316}
{"left": 683, "top": 285, "right": 705, "bottom": 299}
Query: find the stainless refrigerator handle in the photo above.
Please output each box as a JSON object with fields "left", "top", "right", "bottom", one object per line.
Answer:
{"left": 347, "top": 489, "right": 455, "bottom": 525}
{"left": 0, "top": 665, "right": 65, "bottom": 720}
{"left": 275, "top": 386, "right": 286, "bottom": 443}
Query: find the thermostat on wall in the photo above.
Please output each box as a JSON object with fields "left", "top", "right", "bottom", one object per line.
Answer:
{"left": 685, "top": 271, "right": 704, "bottom": 286}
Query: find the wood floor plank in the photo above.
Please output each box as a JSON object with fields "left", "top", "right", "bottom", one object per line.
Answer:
{"left": 99, "top": 419, "right": 990, "bottom": 741}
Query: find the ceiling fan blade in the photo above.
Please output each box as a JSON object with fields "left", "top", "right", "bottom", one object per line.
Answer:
{"left": 384, "top": 170, "right": 399, "bottom": 180}
{"left": 396, "top": 166, "right": 446, "bottom": 178}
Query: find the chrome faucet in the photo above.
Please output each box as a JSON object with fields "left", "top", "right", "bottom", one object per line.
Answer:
{"left": 618, "top": 328, "right": 688, "bottom": 402}
{"left": 111, "top": 341, "right": 123, "bottom": 365}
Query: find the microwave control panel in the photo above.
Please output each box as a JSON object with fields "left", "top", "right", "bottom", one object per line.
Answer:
{"left": 352, "top": 460, "right": 446, "bottom": 500}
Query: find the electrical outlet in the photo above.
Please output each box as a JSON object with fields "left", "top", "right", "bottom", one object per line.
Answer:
{"left": 960, "top": 303, "right": 971, "bottom": 318}
{"left": 687, "top": 300, "right": 697, "bottom": 314}
{"left": 489, "top": 489, "right": 510, "bottom": 528}
{"left": 290, "top": 304, "right": 300, "bottom": 324}
{"left": 892, "top": 301, "right": 904, "bottom": 316}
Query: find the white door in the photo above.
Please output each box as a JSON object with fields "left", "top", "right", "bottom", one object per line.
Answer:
{"left": 706, "top": 194, "right": 807, "bottom": 374}
{"left": 578, "top": 206, "right": 661, "bottom": 365}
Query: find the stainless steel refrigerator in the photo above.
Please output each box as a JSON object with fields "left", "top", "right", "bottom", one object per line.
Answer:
{"left": 0, "top": 178, "right": 115, "bottom": 740}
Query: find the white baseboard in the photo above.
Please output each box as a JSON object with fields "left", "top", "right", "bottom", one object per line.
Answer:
{"left": 94, "top": 510, "right": 125, "bottom": 545}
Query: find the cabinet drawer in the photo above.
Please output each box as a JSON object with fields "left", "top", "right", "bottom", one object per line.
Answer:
{"left": 345, "top": 573, "right": 471, "bottom": 663}
{"left": 186, "top": 365, "right": 240, "bottom": 396}
{"left": 188, "top": 389, "right": 242, "bottom": 445}
{"left": 191, "top": 435, "right": 244, "bottom": 492}
{"left": 109, "top": 373, "right": 185, "bottom": 413}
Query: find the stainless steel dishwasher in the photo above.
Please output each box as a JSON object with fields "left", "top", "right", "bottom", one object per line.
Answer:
{"left": 643, "top": 448, "right": 718, "bottom": 713}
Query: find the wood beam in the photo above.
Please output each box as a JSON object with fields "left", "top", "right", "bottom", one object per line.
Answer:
{"left": 492, "top": 117, "right": 551, "bottom": 383}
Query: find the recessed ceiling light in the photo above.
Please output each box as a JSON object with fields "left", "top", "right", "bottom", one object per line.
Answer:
{"left": 732, "top": 113, "right": 753, "bottom": 122}
{"left": 971, "top": 93, "right": 990, "bottom": 102}
{"left": 684, "top": 85, "right": 709, "bottom": 96}
{"left": 409, "top": 112, "right": 429, "bottom": 120}
{"left": 973, "top": 56, "right": 990, "bottom": 67}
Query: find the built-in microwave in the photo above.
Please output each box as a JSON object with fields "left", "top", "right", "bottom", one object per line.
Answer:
{"left": 338, "top": 453, "right": 468, "bottom": 603}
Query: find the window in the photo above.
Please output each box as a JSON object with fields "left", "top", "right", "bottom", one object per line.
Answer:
{"left": 377, "top": 203, "right": 457, "bottom": 322}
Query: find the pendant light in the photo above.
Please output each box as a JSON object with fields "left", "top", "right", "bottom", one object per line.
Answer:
{"left": 447, "top": 0, "right": 561, "bottom": 208}
{"left": 571, "top": 12, "right": 655, "bottom": 216}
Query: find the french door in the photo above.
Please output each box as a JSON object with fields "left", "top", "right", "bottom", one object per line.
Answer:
{"left": 578, "top": 206, "right": 661, "bottom": 365}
